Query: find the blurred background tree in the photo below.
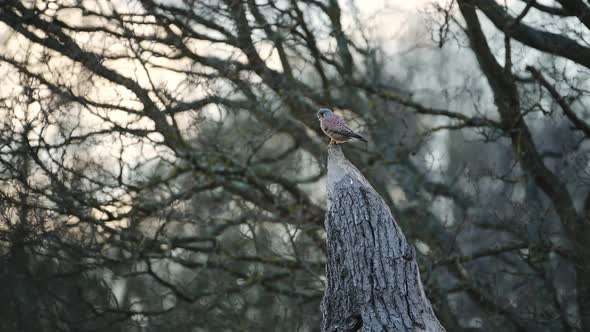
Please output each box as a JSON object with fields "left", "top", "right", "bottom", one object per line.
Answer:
{"left": 0, "top": 0, "right": 588, "bottom": 331}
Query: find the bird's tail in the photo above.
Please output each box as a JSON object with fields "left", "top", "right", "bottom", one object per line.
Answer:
{"left": 352, "top": 133, "right": 368, "bottom": 142}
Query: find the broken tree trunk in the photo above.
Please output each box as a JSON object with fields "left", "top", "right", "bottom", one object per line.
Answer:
{"left": 321, "top": 144, "right": 445, "bottom": 332}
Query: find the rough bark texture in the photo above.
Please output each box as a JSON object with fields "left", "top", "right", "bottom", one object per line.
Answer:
{"left": 321, "top": 145, "right": 445, "bottom": 332}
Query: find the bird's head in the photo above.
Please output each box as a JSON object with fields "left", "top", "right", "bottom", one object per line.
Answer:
{"left": 317, "top": 108, "right": 333, "bottom": 120}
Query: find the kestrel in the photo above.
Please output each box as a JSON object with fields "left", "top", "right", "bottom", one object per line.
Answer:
{"left": 317, "top": 108, "right": 367, "bottom": 144}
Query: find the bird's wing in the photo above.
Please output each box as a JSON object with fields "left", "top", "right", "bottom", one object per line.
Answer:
{"left": 340, "top": 128, "right": 367, "bottom": 141}
{"left": 331, "top": 125, "right": 363, "bottom": 139}
{"left": 333, "top": 113, "right": 348, "bottom": 126}
{"left": 323, "top": 116, "right": 368, "bottom": 142}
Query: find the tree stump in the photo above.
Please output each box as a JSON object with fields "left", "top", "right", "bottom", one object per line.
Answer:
{"left": 321, "top": 144, "right": 445, "bottom": 332}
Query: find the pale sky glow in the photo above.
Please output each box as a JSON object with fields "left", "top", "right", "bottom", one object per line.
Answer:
{"left": 0, "top": 0, "right": 455, "bottom": 225}
{"left": 0, "top": 0, "right": 521, "bottom": 229}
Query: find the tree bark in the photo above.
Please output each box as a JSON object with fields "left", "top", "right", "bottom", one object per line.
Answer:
{"left": 321, "top": 144, "right": 445, "bottom": 332}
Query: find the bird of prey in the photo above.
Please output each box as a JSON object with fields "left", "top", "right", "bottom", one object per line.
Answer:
{"left": 317, "top": 108, "right": 367, "bottom": 144}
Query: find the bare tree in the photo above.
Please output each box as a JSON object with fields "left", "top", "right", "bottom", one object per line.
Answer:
{"left": 451, "top": 1, "right": 589, "bottom": 330}
{"left": 0, "top": 0, "right": 587, "bottom": 331}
